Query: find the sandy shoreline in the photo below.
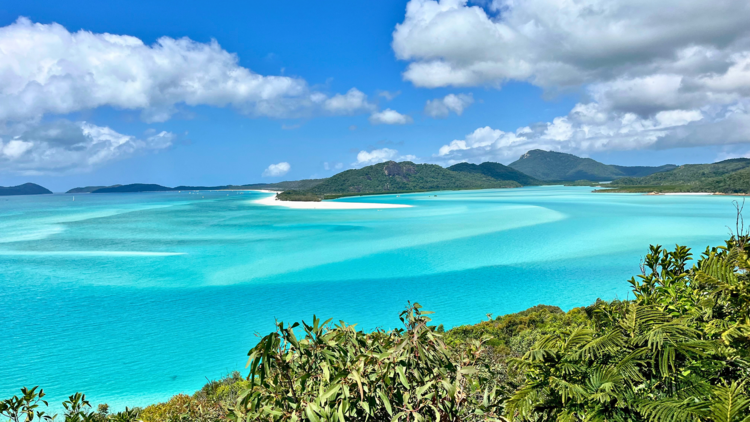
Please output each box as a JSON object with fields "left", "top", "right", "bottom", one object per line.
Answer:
{"left": 252, "top": 192, "right": 412, "bottom": 209}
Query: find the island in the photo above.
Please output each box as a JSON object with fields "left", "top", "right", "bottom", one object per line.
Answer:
{"left": 0, "top": 183, "right": 52, "bottom": 196}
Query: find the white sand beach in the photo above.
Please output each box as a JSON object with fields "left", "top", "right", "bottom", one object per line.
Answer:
{"left": 252, "top": 192, "right": 412, "bottom": 209}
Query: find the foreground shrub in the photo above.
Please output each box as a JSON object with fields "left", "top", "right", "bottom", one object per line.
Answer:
{"left": 230, "top": 303, "right": 506, "bottom": 421}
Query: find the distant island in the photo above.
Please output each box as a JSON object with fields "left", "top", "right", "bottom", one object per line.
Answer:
{"left": 64, "top": 179, "right": 326, "bottom": 194}
{"left": 24, "top": 149, "right": 750, "bottom": 198}
{"left": 0, "top": 183, "right": 52, "bottom": 196}
{"left": 598, "top": 158, "right": 750, "bottom": 194}
{"left": 66, "top": 185, "right": 123, "bottom": 193}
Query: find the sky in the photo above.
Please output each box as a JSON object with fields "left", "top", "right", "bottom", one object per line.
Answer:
{"left": 1, "top": 0, "right": 750, "bottom": 192}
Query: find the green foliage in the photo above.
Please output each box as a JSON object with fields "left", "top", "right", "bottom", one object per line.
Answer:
{"left": 276, "top": 190, "right": 323, "bottom": 202}
{"left": 447, "top": 162, "right": 540, "bottom": 185}
{"left": 286, "top": 161, "right": 520, "bottom": 198}
{"left": 508, "top": 149, "right": 675, "bottom": 182}
{"left": 0, "top": 387, "right": 55, "bottom": 422}
{"left": 231, "top": 303, "right": 506, "bottom": 421}
{"left": 506, "top": 236, "right": 750, "bottom": 422}
{"left": 611, "top": 158, "right": 750, "bottom": 193}
{"left": 62, "top": 393, "right": 97, "bottom": 422}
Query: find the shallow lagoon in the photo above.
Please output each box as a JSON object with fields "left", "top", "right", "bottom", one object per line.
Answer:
{"left": 0, "top": 187, "right": 739, "bottom": 408}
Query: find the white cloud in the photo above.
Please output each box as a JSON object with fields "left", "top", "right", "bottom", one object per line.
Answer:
{"left": 424, "top": 93, "right": 473, "bottom": 118}
{"left": 262, "top": 162, "right": 291, "bottom": 177}
{"left": 0, "top": 18, "right": 385, "bottom": 175}
{"left": 0, "top": 18, "right": 378, "bottom": 125}
{"left": 354, "top": 148, "right": 418, "bottom": 166}
{"left": 369, "top": 109, "right": 414, "bottom": 125}
{"left": 0, "top": 120, "right": 174, "bottom": 174}
{"left": 323, "top": 88, "right": 376, "bottom": 114}
{"left": 394, "top": 0, "right": 750, "bottom": 92}
{"left": 396, "top": 0, "right": 750, "bottom": 155}
{"left": 435, "top": 100, "right": 750, "bottom": 164}
{"left": 356, "top": 148, "right": 399, "bottom": 165}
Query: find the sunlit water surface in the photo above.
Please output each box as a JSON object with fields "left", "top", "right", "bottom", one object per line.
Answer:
{"left": 0, "top": 187, "right": 738, "bottom": 408}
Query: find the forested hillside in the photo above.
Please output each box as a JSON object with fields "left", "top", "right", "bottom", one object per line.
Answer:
{"left": 448, "top": 162, "right": 540, "bottom": 185}
{"left": 606, "top": 158, "right": 750, "bottom": 193}
{"left": 509, "top": 149, "right": 676, "bottom": 181}
{"left": 279, "top": 161, "right": 522, "bottom": 200}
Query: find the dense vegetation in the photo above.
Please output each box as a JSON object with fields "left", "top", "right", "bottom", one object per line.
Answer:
{"left": 276, "top": 161, "right": 523, "bottom": 201}
{"left": 0, "top": 183, "right": 52, "bottom": 196}
{"left": 606, "top": 159, "right": 750, "bottom": 194}
{"left": 6, "top": 218, "right": 750, "bottom": 421}
{"left": 447, "top": 162, "right": 540, "bottom": 186}
{"left": 508, "top": 150, "right": 676, "bottom": 181}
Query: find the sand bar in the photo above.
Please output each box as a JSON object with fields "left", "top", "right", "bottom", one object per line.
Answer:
{"left": 252, "top": 193, "right": 412, "bottom": 209}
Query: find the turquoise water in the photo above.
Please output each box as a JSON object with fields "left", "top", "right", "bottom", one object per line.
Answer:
{"left": 0, "top": 187, "right": 738, "bottom": 408}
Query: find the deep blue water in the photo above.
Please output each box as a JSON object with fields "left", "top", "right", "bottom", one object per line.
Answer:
{"left": 0, "top": 187, "right": 738, "bottom": 408}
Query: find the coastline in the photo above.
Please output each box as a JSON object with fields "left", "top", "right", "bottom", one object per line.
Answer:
{"left": 252, "top": 192, "right": 412, "bottom": 209}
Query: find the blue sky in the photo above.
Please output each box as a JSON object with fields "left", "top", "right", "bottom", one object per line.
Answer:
{"left": 1, "top": 0, "right": 750, "bottom": 191}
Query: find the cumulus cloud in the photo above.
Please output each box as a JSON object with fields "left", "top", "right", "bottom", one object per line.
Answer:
{"left": 396, "top": 0, "right": 750, "bottom": 155}
{"left": 369, "top": 109, "right": 414, "bottom": 125}
{"left": 323, "top": 88, "right": 376, "bottom": 114}
{"left": 0, "top": 18, "right": 322, "bottom": 123}
{"left": 394, "top": 0, "right": 750, "bottom": 92}
{"left": 262, "top": 162, "right": 291, "bottom": 177}
{"left": 0, "top": 18, "right": 385, "bottom": 174}
{"left": 435, "top": 101, "right": 750, "bottom": 164}
{"left": 424, "top": 93, "right": 473, "bottom": 118}
{"left": 0, "top": 18, "right": 379, "bottom": 123}
{"left": 0, "top": 120, "right": 174, "bottom": 174}
{"left": 354, "top": 148, "right": 417, "bottom": 166}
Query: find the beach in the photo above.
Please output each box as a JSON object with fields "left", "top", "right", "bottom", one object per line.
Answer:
{"left": 252, "top": 192, "right": 412, "bottom": 209}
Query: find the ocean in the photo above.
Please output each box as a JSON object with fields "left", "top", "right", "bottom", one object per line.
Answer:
{"left": 0, "top": 187, "right": 738, "bottom": 409}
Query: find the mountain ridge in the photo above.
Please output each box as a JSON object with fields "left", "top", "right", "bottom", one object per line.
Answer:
{"left": 509, "top": 149, "right": 677, "bottom": 181}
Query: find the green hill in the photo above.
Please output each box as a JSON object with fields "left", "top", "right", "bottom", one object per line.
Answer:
{"left": 447, "top": 161, "right": 540, "bottom": 185}
{"left": 509, "top": 149, "right": 676, "bottom": 181}
{"left": 66, "top": 185, "right": 122, "bottom": 193}
{"left": 608, "top": 158, "right": 750, "bottom": 193}
{"left": 0, "top": 183, "right": 52, "bottom": 196}
{"left": 92, "top": 184, "right": 172, "bottom": 193}
{"left": 280, "top": 161, "right": 521, "bottom": 200}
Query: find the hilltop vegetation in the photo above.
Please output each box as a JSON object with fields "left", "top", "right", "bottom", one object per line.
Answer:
{"left": 0, "top": 183, "right": 52, "bottom": 196}
{"left": 447, "top": 162, "right": 540, "bottom": 185}
{"left": 308, "top": 161, "right": 520, "bottom": 194}
{"left": 7, "top": 230, "right": 750, "bottom": 421}
{"left": 278, "top": 161, "right": 524, "bottom": 201}
{"left": 508, "top": 149, "right": 676, "bottom": 181}
{"left": 605, "top": 158, "right": 750, "bottom": 193}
